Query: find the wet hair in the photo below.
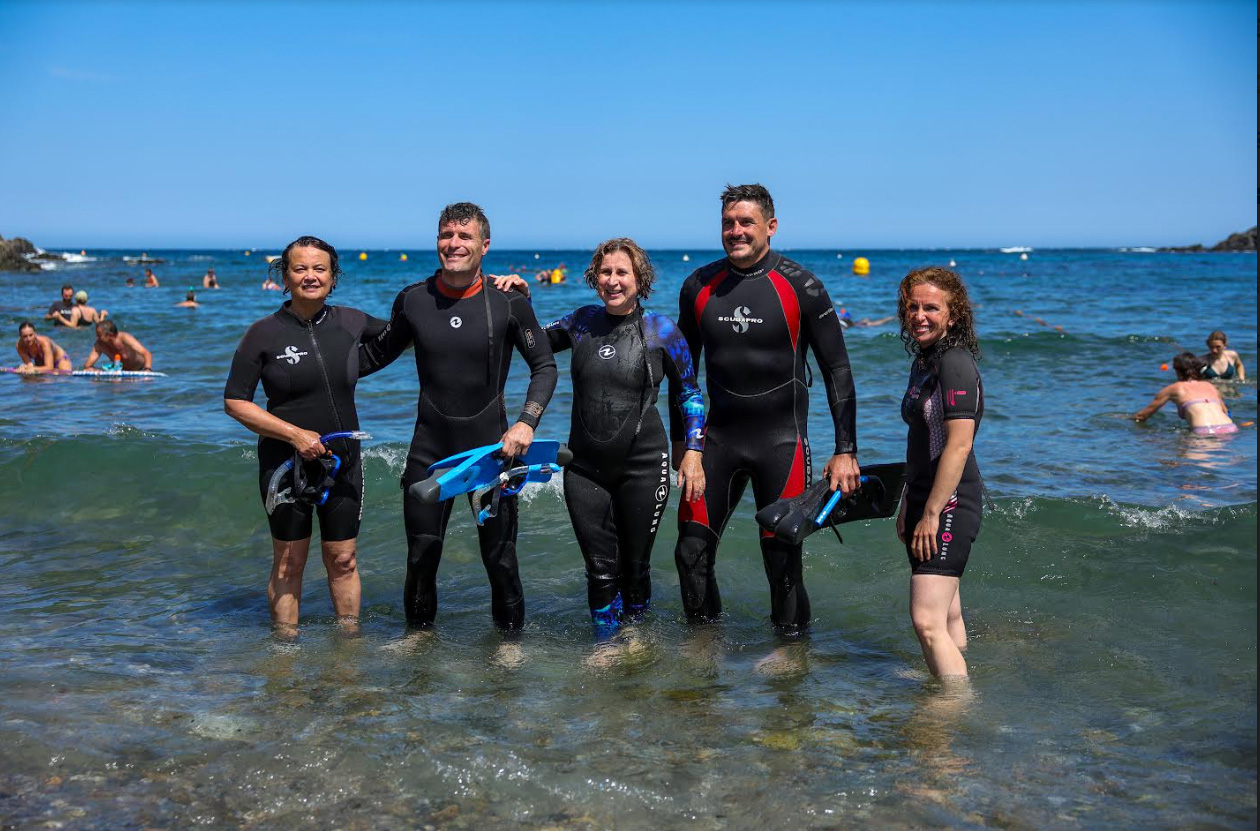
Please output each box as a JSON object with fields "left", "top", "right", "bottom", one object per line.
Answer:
{"left": 438, "top": 202, "right": 490, "bottom": 240}
{"left": 1173, "top": 351, "right": 1207, "bottom": 381}
{"left": 584, "top": 238, "right": 657, "bottom": 300}
{"left": 1206, "top": 330, "right": 1228, "bottom": 347}
{"left": 897, "top": 266, "right": 981, "bottom": 362}
{"left": 720, "top": 183, "right": 775, "bottom": 220}
{"left": 61, "top": 284, "right": 73, "bottom": 292}
{"left": 18, "top": 320, "right": 35, "bottom": 334}
{"left": 185, "top": 290, "right": 196, "bottom": 301}
{"left": 96, "top": 320, "right": 119, "bottom": 336}
{"left": 269, "top": 235, "right": 343, "bottom": 294}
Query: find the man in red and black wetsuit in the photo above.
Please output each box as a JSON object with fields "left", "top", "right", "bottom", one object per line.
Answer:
{"left": 670, "top": 184, "right": 860, "bottom": 633}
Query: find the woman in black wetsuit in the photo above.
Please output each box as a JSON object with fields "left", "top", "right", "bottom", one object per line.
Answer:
{"left": 503, "top": 239, "right": 706, "bottom": 627}
{"left": 895, "top": 266, "right": 984, "bottom": 678}
{"left": 224, "top": 236, "right": 384, "bottom": 633}
{"left": 553, "top": 239, "right": 706, "bottom": 627}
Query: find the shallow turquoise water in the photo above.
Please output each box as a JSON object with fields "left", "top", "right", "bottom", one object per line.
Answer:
{"left": 0, "top": 248, "right": 1254, "bottom": 829}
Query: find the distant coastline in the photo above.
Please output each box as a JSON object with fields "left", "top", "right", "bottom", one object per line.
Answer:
{"left": 1159, "top": 226, "right": 1257, "bottom": 253}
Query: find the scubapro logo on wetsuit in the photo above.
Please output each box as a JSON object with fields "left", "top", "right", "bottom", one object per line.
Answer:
{"left": 449, "top": 316, "right": 463, "bottom": 329}
{"left": 276, "top": 346, "right": 308, "bottom": 365}
{"left": 716, "top": 305, "right": 763, "bottom": 334}
{"left": 598, "top": 344, "right": 616, "bottom": 360}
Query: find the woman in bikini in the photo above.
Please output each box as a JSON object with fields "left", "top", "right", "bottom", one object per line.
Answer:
{"left": 1134, "top": 352, "right": 1237, "bottom": 436}
{"left": 14, "top": 321, "right": 73, "bottom": 373}
{"left": 1200, "top": 331, "right": 1246, "bottom": 382}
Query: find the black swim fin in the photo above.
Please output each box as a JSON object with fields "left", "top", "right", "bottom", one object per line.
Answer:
{"left": 754, "top": 462, "right": 906, "bottom": 546}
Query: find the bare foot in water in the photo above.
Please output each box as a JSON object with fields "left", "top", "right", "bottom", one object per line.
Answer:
{"left": 491, "top": 641, "right": 525, "bottom": 670}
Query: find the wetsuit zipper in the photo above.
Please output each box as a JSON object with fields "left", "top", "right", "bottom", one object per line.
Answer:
{"left": 305, "top": 315, "right": 346, "bottom": 435}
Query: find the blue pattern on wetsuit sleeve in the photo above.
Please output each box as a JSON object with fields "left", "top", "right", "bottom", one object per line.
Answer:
{"left": 646, "top": 312, "right": 706, "bottom": 451}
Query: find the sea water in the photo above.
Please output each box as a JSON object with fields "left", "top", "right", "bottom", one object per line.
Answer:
{"left": 0, "top": 248, "right": 1254, "bottom": 829}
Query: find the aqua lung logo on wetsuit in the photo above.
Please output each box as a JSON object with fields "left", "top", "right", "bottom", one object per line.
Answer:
{"left": 717, "top": 305, "right": 764, "bottom": 334}
{"left": 598, "top": 344, "right": 616, "bottom": 360}
{"left": 649, "top": 452, "right": 669, "bottom": 533}
{"left": 276, "top": 346, "right": 309, "bottom": 365}
{"left": 449, "top": 316, "right": 463, "bottom": 329}
{"left": 938, "top": 492, "right": 958, "bottom": 560}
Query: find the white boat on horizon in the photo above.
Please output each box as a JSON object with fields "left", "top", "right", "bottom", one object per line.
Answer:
{"left": 999, "top": 246, "right": 1033, "bottom": 253}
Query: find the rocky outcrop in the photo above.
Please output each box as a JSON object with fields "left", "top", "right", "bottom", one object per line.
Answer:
{"left": 1163, "top": 227, "right": 1257, "bottom": 252}
{"left": 0, "top": 235, "right": 42, "bottom": 272}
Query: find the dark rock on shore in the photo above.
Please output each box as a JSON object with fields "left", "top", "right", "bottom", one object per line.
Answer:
{"left": 0, "top": 235, "right": 42, "bottom": 272}
{"left": 1162, "top": 226, "right": 1257, "bottom": 252}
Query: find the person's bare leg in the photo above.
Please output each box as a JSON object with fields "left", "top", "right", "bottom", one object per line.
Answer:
{"left": 321, "top": 538, "right": 361, "bottom": 625}
{"left": 910, "top": 575, "right": 967, "bottom": 677}
{"left": 947, "top": 586, "right": 967, "bottom": 651}
{"left": 269, "top": 537, "right": 311, "bottom": 629}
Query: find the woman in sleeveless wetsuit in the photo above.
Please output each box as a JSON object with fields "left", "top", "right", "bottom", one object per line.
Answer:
{"left": 224, "top": 236, "right": 386, "bottom": 632}
{"left": 513, "top": 239, "right": 706, "bottom": 627}
{"left": 1134, "top": 352, "right": 1237, "bottom": 435}
{"left": 896, "top": 267, "right": 984, "bottom": 678}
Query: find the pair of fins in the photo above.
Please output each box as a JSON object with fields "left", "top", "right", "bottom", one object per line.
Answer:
{"left": 754, "top": 462, "right": 906, "bottom": 545}
{"left": 407, "top": 440, "right": 573, "bottom": 525}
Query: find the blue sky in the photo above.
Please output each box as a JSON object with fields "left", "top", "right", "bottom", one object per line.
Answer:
{"left": 0, "top": 0, "right": 1254, "bottom": 249}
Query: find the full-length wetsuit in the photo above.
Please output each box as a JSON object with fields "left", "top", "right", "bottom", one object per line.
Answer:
{"left": 545, "top": 305, "right": 705, "bottom": 625}
{"left": 224, "top": 302, "right": 385, "bottom": 541}
{"left": 671, "top": 250, "right": 857, "bottom": 630}
{"left": 361, "top": 273, "right": 556, "bottom": 630}
{"left": 901, "top": 344, "right": 983, "bottom": 576}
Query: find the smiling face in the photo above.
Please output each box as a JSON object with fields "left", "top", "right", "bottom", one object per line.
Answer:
{"left": 61, "top": 287, "right": 73, "bottom": 303}
{"left": 18, "top": 325, "right": 39, "bottom": 350}
{"left": 721, "top": 200, "right": 777, "bottom": 269}
{"left": 283, "top": 246, "right": 334, "bottom": 304}
{"left": 437, "top": 219, "right": 490, "bottom": 280}
{"left": 903, "top": 283, "right": 954, "bottom": 349}
{"left": 596, "top": 250, "right": 639, "bottom": 315}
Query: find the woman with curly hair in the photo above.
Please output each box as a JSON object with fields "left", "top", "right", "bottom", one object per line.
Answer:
{"left": 496, "top": 239, "right": 706, "bottom": 630}
{"left": 895, "top": 266, "right": 984, "bottom": 678}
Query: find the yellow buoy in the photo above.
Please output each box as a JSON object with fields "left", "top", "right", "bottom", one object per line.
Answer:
{"left": 359, "top": 252, "right": 368, "bottom": 261}
{"left": 852, "top": 256, "right": 870, "bottom": 276}
{"left": 400, "top": 253, "right": 408, "bottom": 261}
{"left": 244, "top": 250, "right": 251, "bottom": 256}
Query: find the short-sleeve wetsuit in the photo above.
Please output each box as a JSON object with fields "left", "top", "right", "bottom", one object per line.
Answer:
{"left": 672, "top": 250, "right": 858, "bottom": 631}
{"left": 224, "top": 302, "right": 385, "bottom": 541}
{"left": 901, "top": 344, "right": 984, "bottom": 577}
{"left": 360, "top": 272, "right": 557, "bottom": 630}
{"left": 545, "top": 305, "right": 705, "bottom": 626}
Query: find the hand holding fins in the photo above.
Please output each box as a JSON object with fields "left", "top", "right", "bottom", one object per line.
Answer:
{"left": 754, "top": 462, "right": 906, "bottom": 546}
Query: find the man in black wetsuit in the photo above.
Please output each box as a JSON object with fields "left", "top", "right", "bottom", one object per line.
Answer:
{"left": 671, "top": 183, "right": 860, "bottom": 633}
{"left": 361, "top": 203, "right": 557, "bottom": 631}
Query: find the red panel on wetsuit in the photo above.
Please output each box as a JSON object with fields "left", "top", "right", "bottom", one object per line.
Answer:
{"left": 680, "top": 492, "right": 710, "bottom": 529}
{"left": 759, "top": 436, "right": 807, "bottom": 538}
{"left": 435, "top": 275, "right": 484, "bottom": 299}
{"left": 693, "top": 269, "right": 729, "bottom": 325}
{"left": 768, "top": 270, "right": 800, "bottom": 353}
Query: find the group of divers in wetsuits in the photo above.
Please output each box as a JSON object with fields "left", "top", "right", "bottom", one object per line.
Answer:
{"left": 224, "top": 184, "right": 988, "bottom": 678}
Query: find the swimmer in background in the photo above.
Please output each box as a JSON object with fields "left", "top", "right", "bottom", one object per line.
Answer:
{"left": 1133, "top": 352, "right": 1237, "bottom": 436}
{"left": 69, "top": 290, "right": 108, "bottom": 328}
{"left": 144, "top": 267, "right": 160, "bottom": 288}
{"left": 84, "top": 320, "right": 153, "bottom": 371}
{"left": 261, "top": 275, "right": 282, "bottom": 291}
{"left": 837, "top": 308, "right": 897, "bottom": 329}
{"left": 1200, "top": 331, "right": 1246, "bottom": 382}
{"left": 203, "top": 267, "right": 220, "bottom": 289}
{"left": 14, "top": 321, "right": 73, "bottom": 373}
{"left": 125, "top": 276, "right": 136, "bottom": 288}
{"left": 45, "top": 284, "right": 77, "bottom": 327}
{"left": 175, "top": 290, "right": 200, "bottom": 308}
